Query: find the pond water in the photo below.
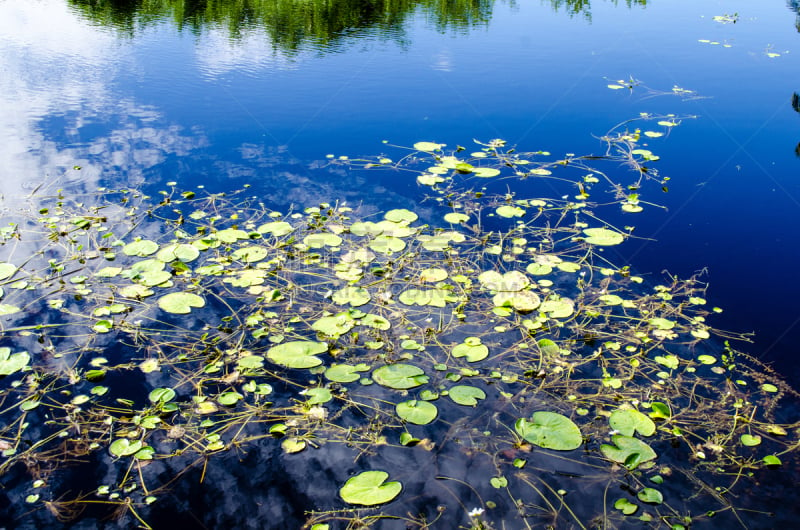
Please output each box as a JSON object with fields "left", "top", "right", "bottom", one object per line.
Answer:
{"left": 1, "top": 0, "right": 800, "bottom": 528}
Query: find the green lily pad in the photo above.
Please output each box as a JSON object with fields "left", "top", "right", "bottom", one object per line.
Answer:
{"left": 332, "top": 287, "right": 371, "bottom": 307}
{"left": 413, "top": 141, "right": 444, "bottom": 152}
{"left": 158, "top": 292, "right": 205, "bottom": 314}
{"left": 123, "top": 239, "right": 159, "bottom": 257}
{"left": 0, "top": 304, "right": 21, "bottom": 316}
{"left": 539, "top": 297, "right": 575, "bottom": 318}
{"left": 492, "top": 291, "right": 541, "bottom": 312}
{"left": 583, "top": 228, "right": 624, "bottom": 246}
{"left": 214, "top": 228, "right": 249, "bottom": 243}
{"left": 232, "top": 246, "right": 269, "bottom": 263}
{"left": 137, "top": 270, "right": 172, "bottom": 287}
{"left": 258, "top": 221, "right": 294, "bottom": 236}
{"left": 473, "top": 167, "right": 501, "bottom": 178}
{"left": 419, "top": 268, "right": 449, "bottom": 282}
{"left": 443, "top": 213, "right": 469, "bottom": 224}
{"left": 238, "top": 355, "right": 265, "bottom": 370}
{"left": 396, "top": 400, "right": 438, "bottom": 424}
{"left": 0, "top": 262, "right": 17, "bottom": 281}
{"left": 305, "top": 388, "right": 332, "bottom": 405}
{"left": 515, "top": 411, "right": 582, "bottom": 451}
{"left": 637, "top": 488, "right": 663, "bottom": 504}
{"left": 600, "top": 435, "right": 657, "bottom": 468}
{"left": 303, "top": 233, "right": 342, "bottom": 248}
{"left": 267, "top": 341, "right": 328, "bottom": 369}
{"left": 496, "top": 205, "right": 526, "bottom": 218}
{"left": 448, "top": 385, "right": 486, "bottom": 406}
{"left": 156, "top": 243, "right": 200, "bottom": 263}
{"left": 325, "top": 363, "right": 370, "bottom": 383}
{"left": 384, "top": 209, "right": 418, "bottom": 223}
{"left": 609, "top": 409, "right": 656, "bottom": 437}
{"left": 312, "top": 313, "right": 356, "bottom": 337}
{"left": 369, "top": 235, "right": 406, "bottom": 254}
{"left": 109, "top": 439, "right": 144, "bottom": 457}
{"left": 614, "top": 498, "right": 638, "bottom": 515}
{"left": 148, "top": 387, "right": 176, "bottom": 403}
{"left": 452, "top": 339, "right": 489, "bottom": 362}
{"left": 740, "top": 434, "right": 762, "bottom": 447}
{"left": 0, "top": 347, "right": 30, "bottom": 376}
{"left": 217, "top": 391, "right": 243, "bottom": 406}
{"left": 373, "top": 364, "right": 429, "bottom": 389}
{"left": 340, "top": 470, "right": 402, "bottom": 506}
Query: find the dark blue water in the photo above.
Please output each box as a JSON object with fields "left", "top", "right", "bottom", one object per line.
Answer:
{"left": 1, "top": 1, "right": 800, "bottom": 525}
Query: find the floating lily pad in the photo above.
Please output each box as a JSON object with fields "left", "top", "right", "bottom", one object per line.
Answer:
{"left": 304, "top": 233, "right": 342, "bottom": 248}
{"left": 267, "top": 341, "right": 328, "bottom": 369}
{"left": 448, "top": 385, "right": 486, "bottom": 406}
{"left": 326, "top": 363, "right": 370, "bottom": 383}
{"left": 217, "top": 391, "right": 243, "bottom": 406}
{"left": 369, "top": 235, "right": 406, "bottom": 254}
{"left": 740, "top": 434, "right": 762, "bottom": 447}
{"left": 473, "top": 167, "right": 501, "bottom": 178}
{"left": 123, "top": 239, "right": 159, "bottom": 257}
{"left": 156, "top": 243, "right": 200, "bottom": 263}
{"left": 109, "top": 439, "right": 143, "bottom": 457}
{"left": 0, "top": 304, "right": 21, "bottom": 316}
{"left": 601, "top": 435, "right": 657, "bottom": 468}
{"left": 305, "top": 388, "right": 332, "bottom": 405}
{"left": 258, "top": 221, "right": 294, "bottom": 236}
{"left": 609, "top": 409, "right": 656, "bottom": 437}
{"left": 515, "top": 411, "right": 582, "bottom": 451}
{"left": 232, "top": 246, "right": 269, "bottom": 263}
{"left": 332, "top": 287, "right": 371, "bottom": 307}
{"left": 496, "top": 205, "right": 526, "bottom": 218}
{"left": 443, "top": 213, "right": 469, "bottom": 224}
{"left": 637, "top": 488, "right": 663, "bottom": 504}
{"left": 0, "top": 263, "right": 17, "bottom": 281}
{"left": 539, "top": 297, "right": 575, "bottom": 318}
{"left": 214, "top": 228, "right": 249, "bottom": 243}
{"left": 384, "top": 209, "right": 418, "bottom": 223}
{"left": 158, "top": 292, "right": 205, "bottom": 314}
{"left": 419, "top": 268, "right": 448, "bottom": 282}
{"left": 396, "top": 400, "right": 438, "bottom": 424}
{"left": 452, "top": 339, "right": 489, "bottom": 362}
{"left": 492, "top": 291, "right": 541, "bottom": 312}
{"left": 0, "top": 348, "right": 30, "bottom": 376}
{"left": 312, "top": 313, "right": 356, "bottom": 337}
{"left": 373, "top": 364, "right": 429, "bottom": 389}
{"left": 583, "top": 228, "right": 624, "bottom": 246}
{"left": 340, "top": 470, "right": 402, "bottom": 506}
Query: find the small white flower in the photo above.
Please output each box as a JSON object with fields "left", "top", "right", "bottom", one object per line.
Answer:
{"left": 468, "top": 507, "right": 484, "bottom": 518}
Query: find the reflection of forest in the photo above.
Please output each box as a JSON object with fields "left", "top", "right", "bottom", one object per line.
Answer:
{"left": 68, "top": 0, "right": 495, "bottom": 50}
{"left": 69, "top": 0, "right": 648, "bottom": 49}
{"left": 790, "top": 1, "right": 800, "bottom": 31}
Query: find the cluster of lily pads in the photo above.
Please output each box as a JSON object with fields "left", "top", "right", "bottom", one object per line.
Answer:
{"left": 0, "top": 121, "right": 797, "bottom": 529}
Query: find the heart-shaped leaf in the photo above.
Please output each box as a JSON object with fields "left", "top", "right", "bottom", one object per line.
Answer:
{"left": 340, "top": 471, "right": 402, "bottom": 506}
{"left": 515, "top": 411, "right": 582, "bottom": 451}
{"left": 396, "top": 400, "right": 438, "bottom": 425}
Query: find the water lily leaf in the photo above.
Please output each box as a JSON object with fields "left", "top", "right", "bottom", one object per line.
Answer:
{"left": 648, "top": 402, "right": 671, "bottom": 420}
{"left": 414, "top": 141, "right": 444, "bottom": 152}
{"left": 537, "top": 339, "right": 560, "bottom": 356}
{"left": 599, "top": 294, "right": 624, "bottom": 305}
{"left": 540, "top": 298, "right": 574, "bottom": 318}
{"left": 312, "top": 313, "right": 356, "bottom": 337}
{"left": 109, "top": 439, "right": 143, "bottom": 457}
{"left": 232, "top": 246, "right": 268, "bottom": 263}
{"left": 648, "top": 318, "right": 675, "bottom": 330}
{"left": 637, "top": 488, "right": 663, "bottom": 504}
{"left": 763, "top": 455, "right": 781, "bottom": 466}
{"left": 448, "top": 385, "right": 486, "bottom": 406}
{"left": 304, "top": 233, "right": 342, "bottom": 248}
{"left": 443, "top": 213, "right": 469, "bottom": 224}
{"left": 96, "top": 266, "right": 122, "bottom": 278}
{"left": 492, "top": 291, "right": 541, "bottom": 312}
{"left": 609, "top": 409, "right": 656, "bottom": 437}
{"left": 282, "top": 438, "right": 306, "bottom": 454}
{"left": 158, "top": 292, "right": 205, "bottom": 314}
{"left": 396, "top": 400, "right": 438, "bottom": 424}
{"left": 452, "top": 339, "right": 489, "bottom": 362}
{"left": 583, "top": 228, "right": 624, "bottom": 246}
{"left": 332, "top": 287, "right": 371, "bottom": 307}
{"left": 614, "top": 498, "right": 638, "bottom": 515}
{"left": 267, "top": 341, "right": 327, "bottom": 369}
{"left": 137, "top": 270, "right": 172, "bottom": 287}
{"left": 601, "top": 435, "right": 657, "bottom": 468}
{"left": 496, "top": 205, "right": 525, "bottom": 218}
{"left": 761, "top": 383, "right": 779, "bottom": 393}
{"left": 0, "top": 304, "right": 21, "bottom": 316}
{"left": 340, "top": 470, "right": 402, "bottom": 506}
{"left": 0, "top": 348, "right": 30, "bottom": 375}
{"left": 369, "top": 235, "right": 406, "bottom": 254}
{"left": 419, "top": 268, "right": 448, "bottom": 282}
{"left": 238, "top": 355, "right": 264, "bottom": 370}
{"left": 515, "top": 411, "right": 582, "bottom": 451}
{"left": 326, "top": 364, "right": 370, "bottom": 383}
{"left": 359, "top": 314, "right": 391, "bottom": 330}
{"left": 149, "top": 387, "right": 176, "bottom": 403}
{"left": 740, "top": 434, "right": 761, "bottom": 447}
{"left": 654, "top": 355, "right": 679, "bottom": 370}
{"left": 373, "top": 364, "right": 429, "bottom": 389}
{"left": 305, "top": 388, "right": 332, "bottom": 405}
{"left": 156, "top": 243, "right": 200, "bottom": 263}
{"left": 478, "top": 270, "right": 529, "bottom": 292}
{"left": 119, "top": 284, "right": 155, "bottom": 299}
{"left": 123, "top": 239, "right": 159, "bottom": 257}
{"left": 0, "top": 262, "right": 16, "bottom": 281}
{"left": 398, "top": 289, "right": 458, "bottom": 307}
{"left": 217, "top": 391, "right": 243, "bottom": 406}
{"left": 384, "top": 209, "right": 418, "bottom": 223}
{"left": 214, "top": 228, "right": 249, "bottom": 243}
{"left": 258, "top": 221, "right": 294, "bottom": 236}
{"left": 472, "top": 167, "right": 500, "bottom": 178}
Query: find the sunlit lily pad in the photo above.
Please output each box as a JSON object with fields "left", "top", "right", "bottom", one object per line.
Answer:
{"left": 332, "top": 287, "right": 371, "bottom": 307}
{"left": 0, "top": 263, "right": 17, "bottom": 281}
{"left": 413, "top": 141, "right": 444, "bottom": 152}
{"left": 583, "top": 228, "right": 624, "bottom": 246}
{"left": 340, "top": 470, "right": 402, "bottom": 506}
{"left": 373, "top": 364, "right": 429, "bottom": 389}
{"left": 0, "top": 304, "right": 21, "bottom": 316}
{"left": 515, "top": 412, "right": 582, "bottom": 451}
{"left": 232, "top": 246, "right": 269, "bottom": 263}
{"left": 419, "top": 268, "right": 448, "bottom": 282}
{"left": 0, "top": 348, "right": 30, "bottom": 376}
{"left": 609, "top": 409, "right": 656, "bottom": 437}
{"left": 452, "top": 338, "right": 489, "bottom": 362}
{"left": 384, "top": 209, "right": 418, "bottom": 223}
{"left": 258, "top": 221, "right": 294, "bottom": 236}
{"left": 158, "top": 292, "right": 205, "bottom": 314}
{"left": 496, "top": 205, "right": 526, "bottom": 218}
{"left": 123, "top": 239, "right": 159, "bottom": 257}
{"left": 601, "top": 435, "right": 657, "bottom": 468}
{"left": 396, "top": 400, "right": 438, "bottom": 424}
{"left": 304, "top": 233, "right": 343, "bottom": 248}
{"left": 326, "top": 363, "right": 370, "bottom": 383}
{"left": 267, "top": 341, "right": 328, "bottom": 369}
{"left": 156, "top": 243, "right": 200, "bottom": 263}
{"left": 312, "top": 313, "right": 356, "bottom": 337}
{"left": 448, "top": 385, "right": 486, "bottom": 406}
{"left": 109, "top": 439, "right": 143, "bottom": 457}
{"left": 472, "top": 167, "right": 500, "bottom": 178}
